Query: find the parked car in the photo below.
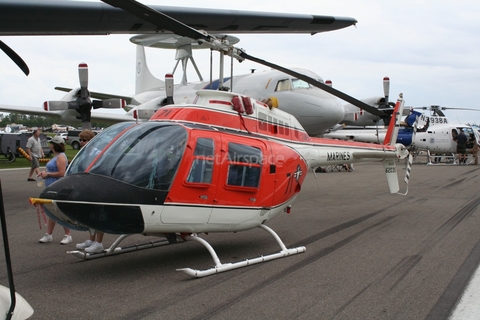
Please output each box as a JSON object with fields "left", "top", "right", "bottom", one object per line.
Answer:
{"left": 66, "top": 130, "right": 98, "bottom": 150}
{"left": 66, "top": 130, "right": 82, "bottom": 150}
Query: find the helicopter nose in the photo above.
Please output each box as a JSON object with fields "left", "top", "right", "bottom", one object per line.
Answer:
{"left": 39, "top": 173, "right": 168, "bottom": 234}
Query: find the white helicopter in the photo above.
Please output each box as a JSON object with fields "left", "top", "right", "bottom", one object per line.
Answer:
{"left": 325, "top": 105, "right": 480, "bottom": 164}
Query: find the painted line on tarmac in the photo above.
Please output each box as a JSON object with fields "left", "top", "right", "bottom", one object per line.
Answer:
{"left": 449, "top": 265, "right": 480, "bottom": 320}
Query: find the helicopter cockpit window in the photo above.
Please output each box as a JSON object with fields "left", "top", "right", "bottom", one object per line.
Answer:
{"left": 226, "top": 142, "right": 262, "bottom": 188}
{"left": 89, "top": 123, "right": 187, "bottom": 190}
{"left": 67, "top": 122, "right": 136, "bottom": 175}
{"left": 187, "top": 138, "right": 214, "bottom": 184}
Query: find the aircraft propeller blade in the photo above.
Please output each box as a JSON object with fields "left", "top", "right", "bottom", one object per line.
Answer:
{"left": 383, "top": 77, "right": 390, "bottom": 103}
{"left": 92, "top": 98, "right": 126, "bottom": 109}
{"left": 165, "top": 74, "right": 174, "bottom": 105}
{"left": 0, "top": 40, "right": 29, "bottom": 76}
{"left": 79, "top": 62, "right": 88, "bottom": 92}
{"left": 100, "top": 0, "right": 389, "bottom": 119}
{"left": 43, "top": 101, "right": 69, "bottom": 111}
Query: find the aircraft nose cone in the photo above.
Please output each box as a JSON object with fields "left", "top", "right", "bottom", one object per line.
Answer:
{"left": 296, "top": 93, "right": 345, "bottom": 136}
{"left": 272, "top": 90, "right": 345, "bottom": 136}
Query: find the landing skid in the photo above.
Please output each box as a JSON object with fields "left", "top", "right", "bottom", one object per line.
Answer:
{"left": 67, "top": 234, "right": 180, "bottom": 259}
{"left": 426, "top": 151, "right": 456, "bottom": 165}
{"left": 177, "top": 224, "right": 306, "bottom": 277}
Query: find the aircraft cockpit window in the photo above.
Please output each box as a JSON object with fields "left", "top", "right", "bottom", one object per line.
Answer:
{"left": 67, "top": 122, "right": 136, "bottom": 175}
{"left": 187, "top": 138, "right": 214, "bottom": 184}
{"left": 291, "top": 78, "right": 311, "bottom": 90}
{"left": 226, "top": 142, "right": 262, "bottom": 188}
{"left": 275, "top": 79, "right": 292, "bottom": 92}
{"left": 89, "top": 123, "right": 187, "bottom": 190}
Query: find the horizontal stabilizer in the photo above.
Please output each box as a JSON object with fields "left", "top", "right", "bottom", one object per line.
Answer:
{"left": 353, "top": 151, "right": 400, "bottom": 160}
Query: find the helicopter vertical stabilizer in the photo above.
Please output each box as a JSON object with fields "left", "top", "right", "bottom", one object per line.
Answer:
{"left": 383, "top": 159, "right": 400, "bottom": 193}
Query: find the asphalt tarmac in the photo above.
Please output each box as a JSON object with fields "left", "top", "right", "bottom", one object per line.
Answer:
{"left": 0, "top": 161, "right": 479, "bottom": 320}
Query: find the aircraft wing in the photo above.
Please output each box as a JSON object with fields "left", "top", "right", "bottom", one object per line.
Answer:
{"left": 0, "top": 1, "right": 356, "bottom": 36}
{"left": 0, "top": 104, "right": 60, "bottom": 118}
{"left": 55, "top": 87, "right": 133, "bottom": 105}
{"left": 0, "top": 103, "right": 134, "bottom": 124}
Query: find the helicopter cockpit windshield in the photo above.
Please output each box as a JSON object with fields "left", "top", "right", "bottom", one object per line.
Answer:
{"left": 69, "top": 122, "right": 188, "bottom": 190}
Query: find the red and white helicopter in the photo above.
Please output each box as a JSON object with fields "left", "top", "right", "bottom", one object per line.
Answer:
{"left": 35, "top": 88, "right": 408, "bottom": 277}
{"left": 31, "top": 0, "right": 411, "bottom": 277}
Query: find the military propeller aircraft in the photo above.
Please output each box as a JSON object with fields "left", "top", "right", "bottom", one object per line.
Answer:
{"left": 325, "top": 106, "right": 480, "bottom": 164}
{"left": 27, "top": 0, "right": 412, "bottom": 278}
{"left": 0, "top": 0, "right": 396, "bottom": 134}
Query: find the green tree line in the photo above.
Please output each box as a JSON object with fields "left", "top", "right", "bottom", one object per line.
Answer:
{"left": 0, "top": 113, "right": 110, "bottom": 130}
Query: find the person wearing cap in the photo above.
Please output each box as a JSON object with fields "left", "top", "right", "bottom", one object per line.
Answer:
{"left": 26, "top": 129, "right": 45, "bottom": 181}
{"left": 37, "top": 135, "right": 72, "bottom": 245}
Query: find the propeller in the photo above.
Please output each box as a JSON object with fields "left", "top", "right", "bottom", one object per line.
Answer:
{"left": 0, "top": 40, "right": 29, "bottom": 76}
{"left": 44, "top": 63, "right": 126, "bottom": 129}
{"left": 100, "top": 0, "right": 391, "bottom": 119}
{"left": 367, "top": 76, "right": 397, "bottom": 124}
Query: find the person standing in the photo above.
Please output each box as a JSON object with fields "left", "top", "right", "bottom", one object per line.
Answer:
{"left": 453, "top": 129, "right": 468, "bottom": 165}
{"left": 74, "top": 130, "right": 106, "bottom": 253}
{"left": 470, "top": 133, "right": 479, "bottom": 165}
{"left": 26, "top": 129, "right": 44, "bottom": 181}
{"left": 37, "top": 136, "right": 72, "bottom": 244}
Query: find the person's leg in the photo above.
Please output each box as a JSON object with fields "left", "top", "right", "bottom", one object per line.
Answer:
{"left": 85, "top": 232, "right": 105, "bottom": 253}
{"left": 39, "top": 218, "right": 56, "bottom": 243}
{"left": 47, "top": 218, "right": 56, "bottom": 235}
{"left": 96, "top": 232, "right": 104, "bottom": 243}
{"left": 60, "top": 227, "right": 73, "bottom": 244}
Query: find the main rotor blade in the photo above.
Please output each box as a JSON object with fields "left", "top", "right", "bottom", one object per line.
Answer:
{"left": 100, "top": 0, "right": 211, "bottom": 42}
{"left": 0, "top": 40, "right": 29, "bottom": 76}
{"left": 239, "top": 51, "right": 387, "bottom": 117}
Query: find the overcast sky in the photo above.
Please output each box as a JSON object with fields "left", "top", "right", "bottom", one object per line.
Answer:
{"left": 1, "top": 0, "right": 479, "bottom": 124}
